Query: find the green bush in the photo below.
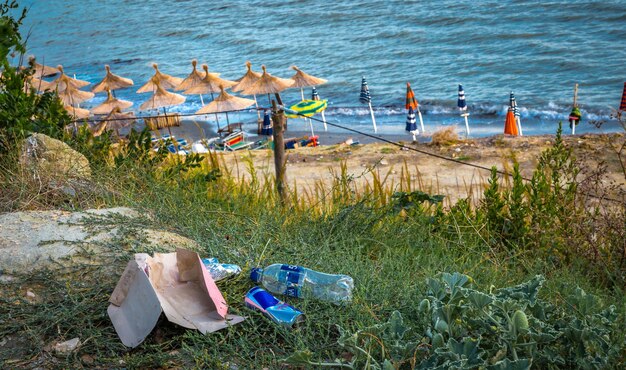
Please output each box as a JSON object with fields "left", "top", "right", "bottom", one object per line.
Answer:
{"left": 284, "top": 272, "right": 622, "bottom": 369}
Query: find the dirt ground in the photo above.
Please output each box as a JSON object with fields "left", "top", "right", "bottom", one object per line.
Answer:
{"left": 214, "top": 133, "right": 626, "bottom": 205}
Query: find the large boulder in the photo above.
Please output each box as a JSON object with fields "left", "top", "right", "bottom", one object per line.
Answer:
{"left": 0, "top": 207, "right": 201, "bottom": 274}
{"left": 19, "top": 133, "right": 92, "bottom": 191}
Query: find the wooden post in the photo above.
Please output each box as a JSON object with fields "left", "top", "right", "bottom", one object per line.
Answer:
{"left": 271, "top": 97, "right": 287, "bottom": 205}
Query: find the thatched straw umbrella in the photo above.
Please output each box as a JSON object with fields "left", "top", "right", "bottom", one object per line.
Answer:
{"left": 28, "top": 56, "right": 59, "bottom": 78}
{"left": 241, "top": 65, "right": 294, "bottom": 105}
{"left": 137, "top": 63, "right": 183, "bottom": 93}
{"left": 176, "top": 60, "right": 205, "bottom": 91}
{"left": 96, "top": 107, "right": 137, "bottom": 137}
{"left": 92, "top": 65, "right": 134, "bottom": 93}
{"left": 289, "top": 65, "right": 327, "bottom": 131}
{"left": 53, "top": 65, "right": 90, "bottom": 92}
{"left": 58, "top": 83, "right": 95, "bottom": 106}
{"left": 91, "top": 89, "right": 133, "bottom": 114}
{"left": 64, "top": 105, "right": 91, "bottom": 119}
{"left": 289, "top": 65, "right": 327, "bottom": 99}
{"left": 196, "top": 85, "right": 255, "bottom": 128}
{"left": 176, "top": 59, "right": 210, "bottom": 108}
{"left": 184, "top": 64, "right": 236, "bottom": 94}
{"left": 184, "top": 64, "right": 236, "bottom": 131}
{"left": 232, "top": 61, "right": 262, "bottom": 120}
{"left": 139, "top": 82, "right": 186, "bottom": 141}
{"left": 24, "top": 76, "right": 54, "bottom": 92}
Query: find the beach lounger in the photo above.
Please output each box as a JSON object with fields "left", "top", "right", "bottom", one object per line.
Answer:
{"left": 217, "top": 122, "right": 243, "bottom": 136}
{"left": 222, "top": 131, "right": 254, "bottom": 151}
{"left": 212, "top": 130, "right": 254, "bottom": 151}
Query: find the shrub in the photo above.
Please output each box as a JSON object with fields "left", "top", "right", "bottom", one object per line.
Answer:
{"left": 284, "top": 272, "right": 622, "bottom": 369}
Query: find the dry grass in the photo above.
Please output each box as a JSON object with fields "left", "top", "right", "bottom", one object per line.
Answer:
{"left": 430, "top": 127, "right": 460, "bottom": 146}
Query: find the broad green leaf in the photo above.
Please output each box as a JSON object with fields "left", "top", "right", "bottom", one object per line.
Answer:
{"left": 441, "top": 272, "right": 470, "bottom": 291}
{"left": 444, "top": 337, "right": 484, "bottom": 366}
{"left": 495, "top": 275, "right": 544, "bottom": 305}
{"left": 387, "top": 310, "right": 409, "bottom": 341}
{"left": 468, "top": 290, "right": 494, "bottom": 310}
{"left": 282, "top": 350, "right": 313, "bottom": 365}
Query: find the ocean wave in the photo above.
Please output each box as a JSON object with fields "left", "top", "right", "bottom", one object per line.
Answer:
{"left": 321, "top": 103, "right": 613, "bottom": 121}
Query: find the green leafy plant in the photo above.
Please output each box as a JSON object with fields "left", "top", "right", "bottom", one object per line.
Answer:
{"left": 284, "top": 273, "right": 621, "bottom": 369}
{"left": 0, "top": 0, "right": 26, "bottom": 61}
{"left": 391, "top": 190, "right": 444, "bottom": 215}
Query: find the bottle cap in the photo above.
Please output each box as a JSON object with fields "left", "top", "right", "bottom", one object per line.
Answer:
{"left": 250, "top": 267, "right": 263, "bottom": 283}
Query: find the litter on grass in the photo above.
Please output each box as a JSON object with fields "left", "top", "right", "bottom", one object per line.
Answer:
{"left": 245, "top": 286, "right": 304, "bottom": 327}
{"left": 201, "top": 257, "right": 242, "bottom": 281}
{"left": 108, "top": 248, "right": 244, "bottom": 348}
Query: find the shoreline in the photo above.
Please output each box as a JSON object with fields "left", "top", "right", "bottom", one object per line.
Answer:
{"left": 141, "top": 118, "right": 622, "bottom": 149}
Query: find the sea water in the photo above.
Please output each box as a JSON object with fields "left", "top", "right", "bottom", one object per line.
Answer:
{"left": 17, "top": 0, "right": 626, "bottom": 138}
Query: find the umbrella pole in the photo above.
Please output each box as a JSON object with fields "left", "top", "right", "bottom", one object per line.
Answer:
{"left": 210, "top": 92, "right": 221, "bottom": 133}
{"left": 463, "top": 114, "right": 470, "bottom": 137}
{"left": 300, "top": 88, "right": 312, "bottom": 132}
{"left": 571, "top": 83, "right": 578, "bottom": 135}
{"left": 368, "top": 101, "right": 377, "bottom": 133}
{"left": 417, "top": 106, "right": 424, "bottom": 133}
{"left": 309, "top": 115, "right": 315, "bottom": 136}
{"left": 253, "top": 95, "right": 261, "bottom": 120}
{"left": 321, "top": 110, "right": 328, "bottom": 131}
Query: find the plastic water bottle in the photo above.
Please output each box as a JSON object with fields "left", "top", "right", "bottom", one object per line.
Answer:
{"left": 201, "top": 258, "right": 241, "bottom": 282}
{"left": 250, "top": 264, "right": 354, "bottom": 303}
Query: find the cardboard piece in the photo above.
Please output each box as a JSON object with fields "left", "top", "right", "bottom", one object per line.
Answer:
{"left": 107, "top": 260, "right": 162, "bottom": 348}
{"left": 108, "top": 248, "right": 244, "bottom": 347}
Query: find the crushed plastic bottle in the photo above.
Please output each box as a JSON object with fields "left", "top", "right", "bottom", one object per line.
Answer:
{"left": 201, "top": 258, "right": 241, "bottom": 282}
{"left": 244, "top": 287, "right": 303, "bottom": 327}
{"left": 250, "top": 264, "right": 354, "bottom": 303}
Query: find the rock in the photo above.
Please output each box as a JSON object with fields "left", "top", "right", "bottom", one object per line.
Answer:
{"left": 0, "top": 207, "right": 200, "bottom": 273}
{"left": 80, "top": 354, "right": 95, "bottom": 365}
{"left": 0, "top": 274, "right": 14, "bottom": 283}
{"left": 380, "top": 159, "right": 389, "bottom": 166}
{"left": 26, "top": 290, "right": 36, "bottom": 298}
{"left": 19, "top": 133, "right": 91, "bottom": 193}
{"left": 54, "top": 338, "right": 80, "bottom": 355}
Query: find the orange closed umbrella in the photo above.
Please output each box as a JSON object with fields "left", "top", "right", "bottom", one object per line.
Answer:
{"left": 504, "top": 109, "right": 518, "bottom": 136}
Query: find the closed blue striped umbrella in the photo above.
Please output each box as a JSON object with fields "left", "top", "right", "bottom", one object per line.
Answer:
{"left": 311, "top": 86, "right": 320, "bottom": 101}
{"left": 457, "top": 84, "right": 467, "bottom": 111}
{"left": 510, "top": 91, "right": 519, "bottom": 117}
{"left": 359, "top": 77, "right": 371, "bottom": 104}
{"left": 405, "top": 106, "right": 417, "bottom": 132}
{"left": 359, "top": 76, "right": 377, "bottom": 132}
{"left": 457, "top": 84, "right": 470, "bottom": 136}
{"left": 260, "top": 110, "right": 272, "bottom": 136}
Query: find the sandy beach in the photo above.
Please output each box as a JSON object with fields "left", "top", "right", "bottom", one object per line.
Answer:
{"left": 183, "top": 128, "right": 625, "bottom": 205}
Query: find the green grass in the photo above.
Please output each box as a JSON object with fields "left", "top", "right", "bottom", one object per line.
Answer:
{"left": 1, "top": 155, "right": 624, "bottom": 368}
